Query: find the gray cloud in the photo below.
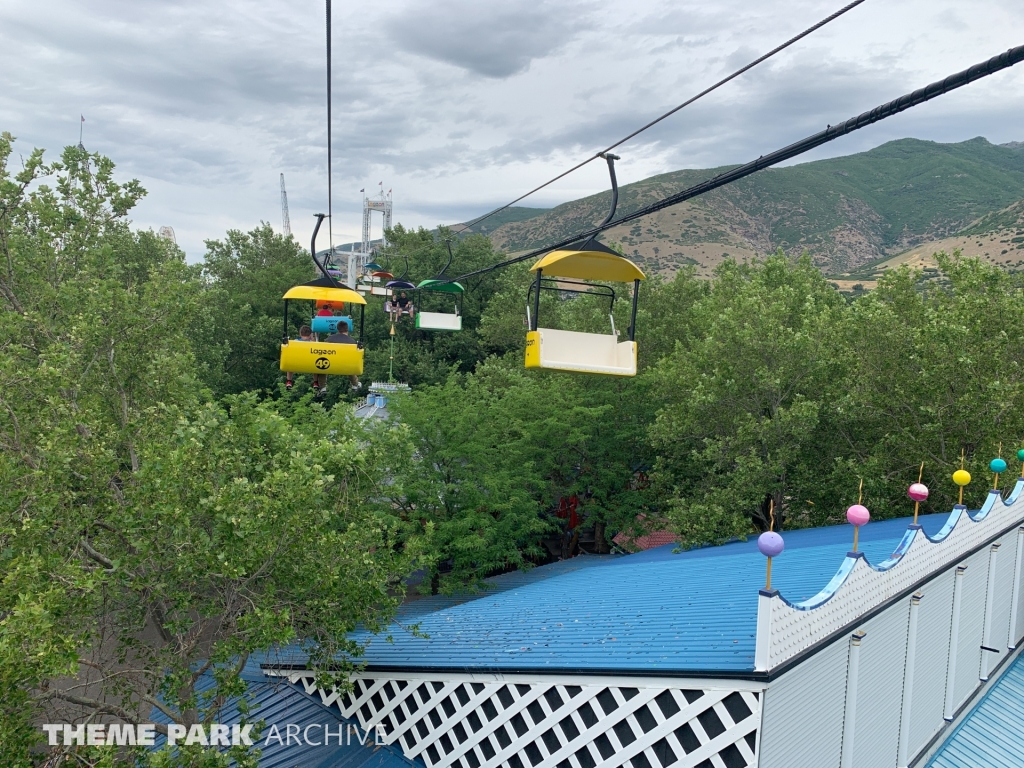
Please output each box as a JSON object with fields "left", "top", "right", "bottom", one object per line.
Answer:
{"left": 385, "top": 0, "right": 593, "bottom": 78}
{"left": 0, "top": 0, "right": 1021, "bottom": 259}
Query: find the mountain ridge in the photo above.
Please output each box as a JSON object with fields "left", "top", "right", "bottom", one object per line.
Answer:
{"left": 467, "top": 137, "right": 1024, "bottom": 276}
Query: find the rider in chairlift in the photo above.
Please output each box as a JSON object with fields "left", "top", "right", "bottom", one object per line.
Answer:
{"left": 325, "top": 323, "right": 361, "bottom": 391}
{"left": 285, "top": 325, "right": 325, "bottom": 393}
{"left": 391, "top": 291, "right": 414, "bottom": 323}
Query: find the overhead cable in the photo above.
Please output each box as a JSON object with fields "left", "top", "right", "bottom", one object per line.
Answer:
{"left": 443, "top": 43, "right": 1024, "bottom": 284}
{"left": 326, "top": 0, "right": 334, "bottom": 250}
{"left": 452, "top": 0, "right": 868, "bottom": 237}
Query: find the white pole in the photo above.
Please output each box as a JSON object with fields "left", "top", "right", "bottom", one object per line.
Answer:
{"left": 981, "top": 543, "right": 1001, "bottom": 680}
{"left": 754, "top": 589, "right": 775, "bottom": 672}
{"left": 840, "top": 630, "right": 866, "bottom": 768}
{"left": 1009, "top": 527, "right": 1024, "bottom": 649}
{"left": 897, "top": 593, "right": 923, "bottom": 768}
{"left": 944, "top": 565, "right": 968, "bottom": 721}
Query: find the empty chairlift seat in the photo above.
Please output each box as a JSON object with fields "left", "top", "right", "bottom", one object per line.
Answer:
{"left": 524, "top": 241, "right": 645, "bottom": 377}
{"left": 414, "top": 278, "right": 464, "bottom": 332}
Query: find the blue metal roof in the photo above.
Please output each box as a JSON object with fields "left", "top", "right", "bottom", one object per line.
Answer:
{"left": 926, "top": 650, "right": 1024, "bottom": 768}
{"left": 337, "top": 512, "right": 953, "bottom": 675}
{"left": 397, "top": 554, "right": 618, "bottom": 620}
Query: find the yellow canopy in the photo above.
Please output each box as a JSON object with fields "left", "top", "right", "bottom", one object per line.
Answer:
{"left": 530, "top": 249, "right": 645, "bottom": 283}
{"left": 282, "top": 285, "right": 367, "bottom": 305}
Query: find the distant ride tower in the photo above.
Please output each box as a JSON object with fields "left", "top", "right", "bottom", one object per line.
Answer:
{"left": 280, "top": 173, "right": 292, "bottom": 237}
{"left": 362, "top": 188, "right": 392, "bottom": 253}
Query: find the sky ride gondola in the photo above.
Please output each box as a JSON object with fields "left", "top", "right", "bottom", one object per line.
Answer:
{"left": 415, "top": 240, "right": 464, "bottom": 332}
{"left": 356, "top": 261, "right": 388, "bottom": 294}
{"left": 355, "top": 258, "right": 392, "bottom": 296}
{"left": 524, "top": 154, "right": 645, "bottom": 377}
{"left": 382, "top": 252, "right": 417, "bottom": 320}
{"left": 279, "top": 214, "right": 367, "bottom": 379}
{"left": 360, "top": 269, "right": 392, "bottom": 296}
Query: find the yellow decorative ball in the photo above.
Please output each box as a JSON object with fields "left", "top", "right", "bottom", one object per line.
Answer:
{"left": 952, "top": 469, "right": 972, "bottom": 487}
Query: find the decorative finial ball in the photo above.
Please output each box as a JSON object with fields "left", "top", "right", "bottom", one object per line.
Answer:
{"left": 846, "top": 504, "right": 870, "bottom": 527}
{"left": 952, "top": 469, "right": 972, "bottom": 487}
{"left": 1017, "top": 448, "right": 1024, "bottom": 462}
{"left": 990, "top": 458, "right": 1008, "bottom": 473}
{"left": 908, "top": 483, "right": 929, "bottom": 502}
{"left": 757, "top": 531, "right": 785, "bottom": 558}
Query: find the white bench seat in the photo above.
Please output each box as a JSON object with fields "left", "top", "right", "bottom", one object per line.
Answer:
{"left": 416, "top": 311, "right": 462, "bottom": 331}
{"left": 525, "top": 328, "right": 636, "bottom": 376}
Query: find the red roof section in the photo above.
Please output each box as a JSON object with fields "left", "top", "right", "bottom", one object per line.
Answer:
{"left": 613, "top": 529, "right": 679, "bottom": 551}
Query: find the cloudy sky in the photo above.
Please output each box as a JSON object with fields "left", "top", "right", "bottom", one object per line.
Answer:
{"left": 1, "top": 0, "right": 1022, "bottom": 259}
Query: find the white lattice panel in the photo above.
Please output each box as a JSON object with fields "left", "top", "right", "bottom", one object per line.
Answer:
{"left": 272, "top": 671, "right": 764, "bottom": 768}
{"left": 759, "top": 483, "right": 1024, "bottom": 670}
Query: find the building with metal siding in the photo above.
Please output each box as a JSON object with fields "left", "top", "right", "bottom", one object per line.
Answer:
{"left": 244, "top": 486, "right": 1024, "bottom": 767}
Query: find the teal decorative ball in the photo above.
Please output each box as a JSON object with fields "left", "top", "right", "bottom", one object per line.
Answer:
{"left": 991, "top": 458, "right": 1008, "bottom": 473}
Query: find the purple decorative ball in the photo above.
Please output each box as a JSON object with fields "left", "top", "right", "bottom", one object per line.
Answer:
{"left": 758, "top": 531, "right": 785, "bottom": 558}
{"left": 907, "top": 483, "right": 929, "bottom": 502}
{"left": 846, "top": 504, "right": 870, "bottom": 526}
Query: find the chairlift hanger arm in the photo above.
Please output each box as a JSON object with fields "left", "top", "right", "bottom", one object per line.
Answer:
{"left": 597, "top": 153, "right": 619, "bottom": 228}
{"left": 310, "top": 213, "right": 340, "bottom": 286}
{"left": 439, "top": 239, "right": 454, "bottom": 278}
{"left": 443, "top": 43, "right": 1024, "bottom": 286}
{"left": 577, "top": 153, "right": 620, "bottom": 252}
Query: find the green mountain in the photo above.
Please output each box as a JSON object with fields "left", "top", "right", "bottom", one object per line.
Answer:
{"left": 483, "top": 138, "right": 1024, "bottom": 276}
{"left": 457, "top": 206, "right": 549, "bottom": 236}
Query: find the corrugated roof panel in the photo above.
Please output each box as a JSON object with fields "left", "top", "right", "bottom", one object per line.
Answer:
{"left": 396, "top": 555, "right": 618, "bottom": 620}
{"left": 342, "top": 513, "right": 953, "bottom": 674}
{"left": 927, "top": 651, "right": 1024, "bottom": 768}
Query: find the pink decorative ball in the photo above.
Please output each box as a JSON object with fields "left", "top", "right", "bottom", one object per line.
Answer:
{"left": 757, "top": 531, "right": 785, "bottom": 558}
{"left": 907, "top": 483, "right": 929, "bottom": 502}
{"left": 846, "top": 504, "right": 870, "bottom": 526}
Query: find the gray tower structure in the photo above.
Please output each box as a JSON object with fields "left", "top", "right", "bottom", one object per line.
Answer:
{"left": 280, "top": 173, "right": 292, "bottom": 237}
{"left": 361, "top": 189, "right": 392, "bottom": 254}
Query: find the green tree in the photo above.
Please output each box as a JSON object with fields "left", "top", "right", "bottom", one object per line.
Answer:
{"left": 837, "top": 252, "right": 1024, "bottom": 514}
{"left": 382, "top": 356, "right": 655, "bottom": 590}
{"left": 648, "top": 251, "right": 849, "bottom": 542}
{"left": 192, "top": 224, "right": 313, "bottom": 396}
{"left": 0, "top": 134, "right": 416, "bottom": 767}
